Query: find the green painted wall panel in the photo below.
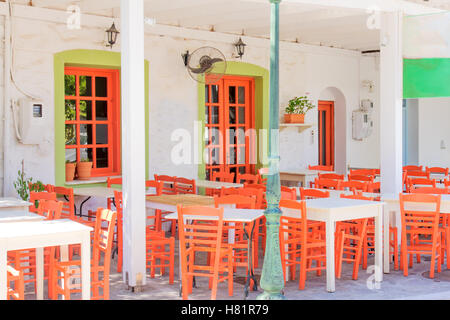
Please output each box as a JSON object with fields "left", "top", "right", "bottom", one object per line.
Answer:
{"left": 404, "top": 58, "right": 450, "bottom": 99}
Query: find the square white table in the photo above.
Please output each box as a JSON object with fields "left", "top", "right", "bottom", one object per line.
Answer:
{"left": 0, "top": 219, "right": 92, "bottom": 300}
{"left": 0, "top": 210, "right": 45, "bottom": 223}
{"left": 380, "top": 193, "right": 450, "bottom": 273}
{"left": 0, "top": 198, "right": 32, "bottom": 212}
{"left": 280, "top": 170, "right": 328, "bottom": 187}
{"left": 282, "top": 197, "right": 384, "bottom": 292}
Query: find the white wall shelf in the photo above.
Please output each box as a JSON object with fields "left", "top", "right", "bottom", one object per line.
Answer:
{"left": 279, "top": 123, "right": 314, "bottom": 132}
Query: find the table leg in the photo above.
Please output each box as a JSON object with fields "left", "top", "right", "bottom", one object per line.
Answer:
{"left": 36, "top": 247, "right": 44, "bottom": 300}
{"left": 79, "top": 196, "right": 92, "bottom": 218}
{"left": 325, "top": 220, "right": 335, "bottom": 293}
{"left": 0, "top": 248, "right": 6, "bottom": 300}
{"left": 81, "top": 234, "right": 91, "bottom": 300}
{"left": 383, "top": 204, "right": 391, "bottom": 274}
{"left": 244, "top": 221, "right": 257, "bottom": 299}
{"left": 375, "top": 206, "right": 383, "bottom": 283}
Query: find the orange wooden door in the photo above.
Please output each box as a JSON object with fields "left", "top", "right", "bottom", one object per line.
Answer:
{"left": 204, "top": 76, "right": 255, "bottom": 181}
{"left": 318, "top": 101, "right": 334, "bottom": 169}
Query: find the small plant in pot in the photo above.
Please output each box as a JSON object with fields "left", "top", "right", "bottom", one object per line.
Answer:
{"left": 76, "top": 158, "right": 93, "bottom": 181}
{"left": 65, "top": 160, "right": 76, "bottom": 182}
{"left": 284, "top": 96, "right": 315, "bottom": 124}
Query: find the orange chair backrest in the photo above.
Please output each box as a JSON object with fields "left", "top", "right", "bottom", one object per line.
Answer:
{"left": 237, "top": 188, "right": 264, "bottom": 209}
{"left": 280, "top": 186, "right": 297, "bottom": 200}
{"left": 175, "top": 177, "right": 196, "bottom": 194}
{"left": 399, "top": 193, "right": 441, "bottom": 238}
{"left": 279, "top": 200, "right": 308, "bottom": 243}
{"left": 214, "top": 194, "right": 256, "bottom": 209}
{"left": 37, "top": 199, "right": 64, "bottom": 220}
{"left": 411, "top": 187, "right": 449, "bottom": 194}
{"left": 308, "top": 165, "right": 333, "bottom": 171}
{"left": 445, "top": 180, "right": 450, "bottom": 188}
{"left": 403, "top": 165, "right": 423, "bottom": 172}
{"left": 154, "top": 174, "right": 178, "bottom": 194}
{"left": 211, "top": 171, "right": 235, "bottom": 183}
{"left": 349, "top": 169, "right": 377, "bottom": 176}
{"left": 93, "top": 208, "right": 117, "bottom": 269}
{"left": 236, "top": 173, "right": 259, "bottom": 185}
{"left": 29, "top": 192, "right": 57, "bottom": 213}
{"left": 348, "top": 174, "right": 374, "bottom": 182}
{"left": 146, "top": 180, "right": 163, "bottom": 196}
{"left": 257, "top": 168, "right": 268, "bottom": 185}
{"left": 318, "top": 173, "right": 344, "bottom": 180}
{"left": 107, "top": 177, "right": 123, "bottom": 187}
{"left": 405, "top": 170, "right": 429, "bottom": 179}
{"left": 340, "top": 194, "right": 375, "bottom": 201}
{"left": 341, "top": 180, "right": 370, "bottom": 192}
{"left": 243, "top": 183, "right": 266, "bottom": 191}
{"left": 426, "top": 167, "right": 449, "bottom": 176}
{"left": 53, "top": 186, "right": 75, "bottom": 219}
{"left": 299, "top": 188, "right": 330, "bottom": 200}
{"left": 314, "top": 178, "right": 342, "bottom": 190}
{"left": 368, "top": 182, "right": 381, "bottom": 193}
{"left": 408, "top": 178, "right": 436, "bottom": 190}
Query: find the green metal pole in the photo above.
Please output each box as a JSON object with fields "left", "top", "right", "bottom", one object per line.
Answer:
{"left": 257, "top": 0, "right": 285, "bottom": 300}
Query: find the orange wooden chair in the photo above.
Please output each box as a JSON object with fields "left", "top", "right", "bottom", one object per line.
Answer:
{"left": 317, "top": 173, "right": 344, "bottom": 180}
{"left": 426, "top": 166, "right": 449, "bottom": 177}
{"left": 154, "top": 174, "right": 178, "bottom": 235}
{"left": 106, "top": 177, "right": 123, "bottom": 210}
{"left": 349, "top": 169, "right": 377, "bottom": 176}
{"left": 177, "top": 205, "right": 233, "bottom": 300}
{"left": 279, "top": 199, "right": 326, "bottom": 289}
{"left": 314, "top": 178, "right": 342, "bottom": 190}
{"left": 7, "top": 266, "right": 24, "bottom": 300}
{"left": 49, "top": 208, "right": 117, "bottom": 300}
{"left": 236, "top": 173, "right": 259, "bottom": 185}
{"left": 257, "top": 168, "right": 268, "bottom": 185}
{"left": 410, "top": 186, "right": 449, "bottom": 194}
{"left": 29, "top": 191, "right": 57, "bottom": 213}
{"left": 175, "top": 177, "right": 196, "bottom": 194}
{"left": 214, "top": 195, "right": 257, "bottom": 277}
{"left": 145, "top": 180, "right": 164, "bottom": 232}
{"left": 407, "top": 178, "right": 436, "bottom": 192}
{"left": 368, "top": 181, "right": 381, "bottom": 193}
{"left": 281, "top": 186, "right": 297, "bottom": 200}
{"left": 403, "top": 165, "right": 423, "bottom": 172}
{"left": 348, "top": 174, "right": 374, "bottom": 183}
{"left": 341, "top": 180, "right": 370, "bottom": 193}
{"left": 207, "top": 171, "right": 235, "bottom": 196}
{"left": 52, "top": 186, "right": 76, "bottom": 220}
{"left": 335, "top": 194, "right": 370, "bottom": 280}
{"left": 145, "top": 230, "right": 175, "bottom": 284}
{"left": 308, "top": 165, "right": 333, "bottom": 171}
{"left": 399, "top": 193, "right": 442, "bottom": 278}
{"left": 299, "top": 188, "right": 330, "bottom": 200}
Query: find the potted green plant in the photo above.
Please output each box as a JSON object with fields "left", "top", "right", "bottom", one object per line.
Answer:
{"left": 76, "top": 158, "right": 93, "bottom": 180}
{"left": 13, "top": 169, "right": 45, "bottom": 201}
{"left": 284, "top": 96, "right": 315, "bottom": 124}
{"left": 65, "top": 160, "right": 76, "bottom": 182}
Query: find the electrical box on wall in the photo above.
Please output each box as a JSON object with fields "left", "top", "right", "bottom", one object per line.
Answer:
{"left": 352, "top": 109, "right": 373, "bottom": 141}
{"left": 18, "top": 98, "right": 46, "bottom": 145}
{"left": 360, "top": 99, "right": 374, "bottom": 112}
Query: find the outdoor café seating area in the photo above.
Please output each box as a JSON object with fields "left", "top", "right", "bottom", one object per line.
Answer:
{"left": 2, "top": 163, "right": 450, "bottom": 300}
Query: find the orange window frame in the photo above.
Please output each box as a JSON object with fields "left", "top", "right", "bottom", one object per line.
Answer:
{"left": 64, "top": 67, "right": 121, "bottom": 177}
{"left": 204, "top": 75, "right": 255, "bottom": 181}
{"left": 318, "top": 100, "right": 335, "bottom": 169}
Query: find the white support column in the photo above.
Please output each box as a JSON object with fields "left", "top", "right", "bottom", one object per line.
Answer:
{"left": 121, "top": 0, "right": 147, "bottom": 289}
{"left": 380, "top": 11, "right": 403, "bottom": 195}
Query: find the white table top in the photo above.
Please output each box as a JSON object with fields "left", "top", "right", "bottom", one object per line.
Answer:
{"left": 305, "top": 197, "right": 383, "bottom": 210}
{"left": 381, "top": 193, "right": 450, "bottom": 202}
{"left": 73, "top": 186, "right": 157, "bottom": 198}
{"left": 0, "top": 198, "right": 31, "bottom": 208}
{"left": 163, "top": 209, "right": 264, "bottom": 223}
{"left": 300, "top": 188, "right": 380, "bottom": 199}
{"left": 0, "top": 219, "right": 93, "bottom": 240}
{"left": 195, "top": 180, "right": 244, "bottom": 189}
{"left": 280, "top": 170, "right": 328, "bottom": 177}
{"left": 0, "top": 210, "right": 45, "bottom": 223}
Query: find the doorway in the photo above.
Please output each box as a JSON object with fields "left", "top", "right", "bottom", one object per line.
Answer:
{"left": 318, "top": 100, "right": 335, "bottom": 169}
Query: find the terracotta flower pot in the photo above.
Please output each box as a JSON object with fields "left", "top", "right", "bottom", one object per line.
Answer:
{"left": 65, "top": 163, "right": 76, "bottom": 182}
{"left": 77, "top": 161, "right": 93, "bottom": 181}
{"left": 284, "top": 113, "right": 305, "bottom": 124}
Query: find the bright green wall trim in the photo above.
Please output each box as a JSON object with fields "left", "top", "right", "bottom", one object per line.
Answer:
{"left": 197, "top": 61, "right": 270, "bottom": 180}
{"left": 54, "top": 49, "right": 149, "bottom": 188}
{"left": 404, "top": 58, "right": 450, "bottom": 99}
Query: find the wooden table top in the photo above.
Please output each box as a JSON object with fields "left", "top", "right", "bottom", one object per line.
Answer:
{"left": 146, "top": 194, "right": 215, "bottom": 207}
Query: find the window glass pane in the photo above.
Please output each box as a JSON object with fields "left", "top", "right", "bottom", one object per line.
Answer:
{"left": 238, "top": 86, "right": 245, "bottom": 104}
{"left": 65, "top": 100, "right": 76, "bottom": 121}
{"left": 96, "top": 148, "right": 109, "bottom": 168}
{"left": 228, "top": 127, "right": 236, "bottom": 145}
{"left": 238, "top": 147, "right": 246, "bottom": 164}
{"left": 79, "top": 101, "right": 93, "bottom": 121}
{"left": 205, "top": 85, "right": 210, "bottom": 103}
{"left": 205, "top": 106, "right": 209, "bottom": 125}
{"left": 79, "top": 76, "right": 92, "bottom": 96}
{"left": 96, "top": 124, "right": 108, "bottom": 144}
{"left": 211, "top": 106, "right": 219, "bottom": 124}
{"left": 237, "top": 128, "right": 245, "bottom": 145}
{"left": 211, "top": 85, "right": 219, "bottom": 103}
{"left": 80, "top": 124, "right": 93, "bottom": 145}
{"left": 211, "top": 127, "right": 220, "bottom": 146}
{"left": 228, "top": 147, "right": 236, "bottom": 165}
{"left": 211, "top": 148, "right": 220, "bottom": 165}
{"left": 238, "top": 107, "right": 245, "bottom": 124}
{"left": 65, "top": 148, "right": 77, "bottom": 163}
{"left": 229, "top": 86, "right": 236, "bottom": 104}
{"left": 96, "top": 101, "right": 108, "bottom": 120}
{"left": 95, "top": 77, "right": 108, "bottom": 97}
{"left": 229, "top": 106, "right": 236, "bottom": 124}
{"left": 64, "top": 75, "right": 76, "bottom": 96}
{"left": 65, "top": 124, "right": 76, "bottom": 145}
{"left": 80, "top": 148, "right": 93, "bottom": 162}
{"left": 238, "top": 166, "right": 246, "bottom": 174}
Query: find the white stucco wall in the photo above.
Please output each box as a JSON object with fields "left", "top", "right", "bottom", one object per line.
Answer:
{"left": 0, "top": 7, "right": 381, "bottom": 210}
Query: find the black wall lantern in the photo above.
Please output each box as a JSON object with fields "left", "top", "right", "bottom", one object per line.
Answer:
{"left": 234, "top": 37, "right": 246, "bottom": 59}
{"left": 106, "top": 22, "right": 120, "bottom": 49}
